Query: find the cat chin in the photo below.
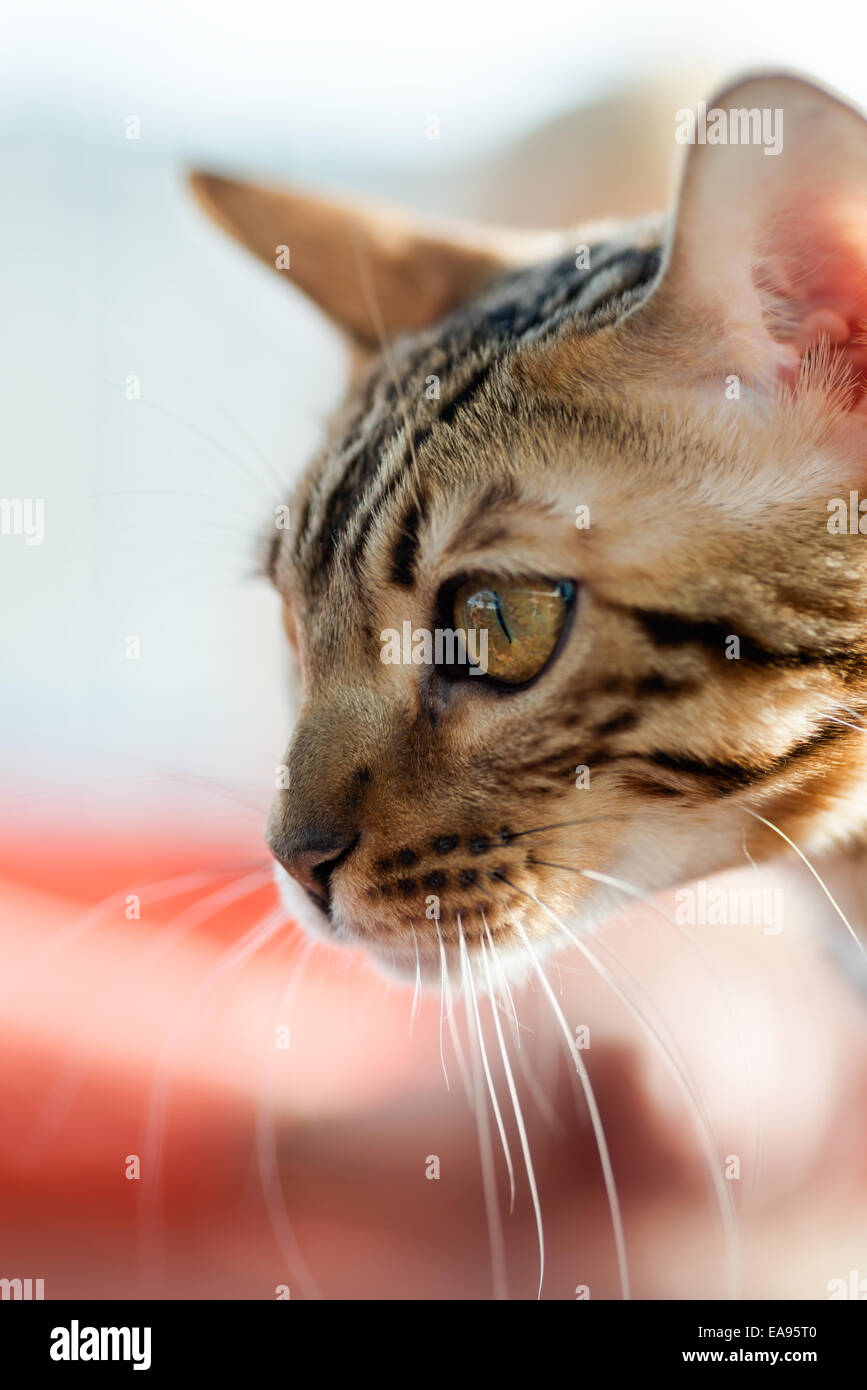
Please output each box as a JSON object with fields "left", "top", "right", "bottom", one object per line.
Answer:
{"left": 362, "top": 939, "right": 541, "bottom": 991}
{"left": 357, "top": 922, "right": 595, "bottom": 992}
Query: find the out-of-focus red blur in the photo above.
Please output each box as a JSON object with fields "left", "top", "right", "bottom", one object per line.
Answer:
{"left": 0, "top": 814, "right": 432, "bottom": 1298}
{"left": 2, "top": 812, "right": 866, "bottom": 1300}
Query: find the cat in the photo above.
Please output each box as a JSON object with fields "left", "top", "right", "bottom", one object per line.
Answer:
{"left": 191, "top": 72, "right": 867, "bottom": 985}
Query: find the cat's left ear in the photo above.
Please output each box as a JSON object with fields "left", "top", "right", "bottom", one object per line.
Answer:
{"left": 638, "top": 73, "right": 867, "bottom": 394}
{"left": 190, "top": 173, "right": 553, "bottom": 350}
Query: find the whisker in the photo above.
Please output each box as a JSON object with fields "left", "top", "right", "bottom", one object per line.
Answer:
{"left": 255, "top": 938, "right": 322, "bottom": 1301}
{"left": 144, "top": 869, "right": 274, "bottom": 963}
{"left": 820, "top": 708, "right": 867, "bottom": 735}
{"left": 59, "top": 267, "right": 304, "bottom": 497}
{"left": 435, "top": 921, "right": 450, "bottom": 1091}
{"left": 588, "top": 928, "right": 743, "bottom": 1294}
{"left": 457, "top": 919, "right": 508, "bottom": 1300}
{"left": 21, "top": 870, "right": 275, "bottom": 1166}
{"left": 213, "top": 399, "right": 290, "bottom": 502}
{"left": 483, "top": 929, "right": 521, "bottom": 1045}
{"left": 741, "top": 826, "right": 759, "bottom": 872}
{"left": 91, "top": 538, "right": 257, "bottom": 566}
{"left": 89, "top": 488, "right": 266, "bottom": 529}
{"left": 508, "top": 902, "right": 631, "bottom": 1300}
{"left": 21, "top": 864, "right": 266, "bottom": 971}
{"left": 139, "top": 904, "right": 289, "bottom": 1274}
{"left": 530, "top": 853, "right": 763, "bottom": 1197}
{"left": 528, "top": 857, "right": 744, "bottom": 1040}
{"left": 744, "top": 808, "right": 866, "bottom": 960}
{"left": 510, "top": 1033, "right": 566, "bottom": 1135}
{"left": 440, "top": 934, "right": 473, "bottom": 1105}
{"left": 480, "top": 926, "right": 545, "bottom": 1300}
{"left": 491, "top": 993, "right": 536, "bottom": 1046}
{"left": 94, "top": 515, "right": 261, "bottom": 541}
{"left": 410, "top": 926, "right": 422, "bottom": 1031}
{"left": 459, "top": 919, "right": 516, "bottom": 1215}
{"left": 87, "top": 365, "right": 284, "bottom": 507}
{"left": 510, "top": 864, "right": 744, "bottom": 1295}
{"left": 147, "top": 771, "right": 268, "bottom": 818}
{"left": 98, "top": 556, "right": 251, "bottom": 639}
{"left": 505, "top": 812, "right": 636, "bottom": 842}
{"left": 486, "top": 944, "right": 564, "bottom": 1135}
{"left": 556, "top": 917, "right": 740, "bottom": 1298}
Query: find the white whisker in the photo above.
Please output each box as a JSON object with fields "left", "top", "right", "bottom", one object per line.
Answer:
{"left": 480, "top": 926, "right": 545, "bottom": 1299}
{"left": 458, "top": 920, "right": 508, "bottom": 1299}
{"left": 441, "top": 934, "right": 473, "bottom": 1105}
{"left": 742, "top": 826, "right": 759, "bottom": 872}
{"left": 410, "top": 926, "right": 422, "bottom": 1031}
{"left": 434, "top": 921, "right": 450, "bottom": 1091}
{"left": 564, "top": 924, "right": 739, "bottom": 1298}
{"left": 533, "top": 858, "right": 744, "bottom": 1049}
{"left": 140, "top": 905, "right": 288, "bottom": 1273}
{"left": 489, "top": 945, "right": 565, "bottom": 1136}
{"left": 459, "top": 919, "right": 516, "bottom": 1215}
{"left": 24, "top": 865, "right": 266, "bottom": 971}
{"left": 519, "top": 863, "right": 744, "bottom": 1296}
{"left": 255, "top": 940, "right": 322, "bottom": 1301}
{"left": 822, "top": 709, "right": 867, "bottom": 735}
{"left": 744, "top": 808, "right": 865, "bottom": 959}
{"left": 511, "top": 916, "right": 631, "bottom": 1300}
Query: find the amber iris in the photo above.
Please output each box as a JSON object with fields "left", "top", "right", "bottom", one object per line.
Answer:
{"left": 452, "top": 576, "right": 574, "bottom": 684}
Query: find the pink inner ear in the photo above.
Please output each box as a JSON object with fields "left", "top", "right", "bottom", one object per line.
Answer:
{"left": 756, "top": 197, "right": 867, "bottom": 406}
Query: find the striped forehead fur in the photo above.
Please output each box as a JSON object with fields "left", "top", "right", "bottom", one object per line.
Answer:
{"left": 288, "top": 229, "right": 665, "bottom": 586}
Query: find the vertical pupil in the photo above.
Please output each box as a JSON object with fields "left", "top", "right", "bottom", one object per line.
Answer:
{"left": 465, "top": 590, "right": 513, "bottom": 643}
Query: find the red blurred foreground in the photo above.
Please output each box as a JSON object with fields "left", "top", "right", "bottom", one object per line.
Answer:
{"left": 1, "top": 814, "right": 866, "bottom": 1299}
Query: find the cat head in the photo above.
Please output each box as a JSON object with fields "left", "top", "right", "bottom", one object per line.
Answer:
{"left": 192, "top": 74, "right": 867, "bottom": 981}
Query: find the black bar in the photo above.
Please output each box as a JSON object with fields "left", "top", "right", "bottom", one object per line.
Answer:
{"left": 1, "top": 1299, "right": 861, "bottom": 1376}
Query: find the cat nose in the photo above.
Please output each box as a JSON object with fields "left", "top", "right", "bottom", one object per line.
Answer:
{"left": 267, "top": 828, "right": 357, "bottom": 911}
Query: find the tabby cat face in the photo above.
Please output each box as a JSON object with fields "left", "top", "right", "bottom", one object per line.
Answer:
{"left": 193, "top": 73, "right": 867, "bottom": 980}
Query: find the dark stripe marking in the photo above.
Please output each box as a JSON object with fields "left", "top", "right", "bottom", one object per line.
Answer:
{"left": 390, "top": 498, "right": 424, "bottom": 587}
{"left": 634, "top": 608, "right": 867, "bottom": 674}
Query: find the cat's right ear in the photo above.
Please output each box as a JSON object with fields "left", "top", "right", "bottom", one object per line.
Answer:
{"left": 189, "top": 173, "right": 552, "bottom": 351}
{"left": 637, "top": 73, "right": 867, "bottom": 397}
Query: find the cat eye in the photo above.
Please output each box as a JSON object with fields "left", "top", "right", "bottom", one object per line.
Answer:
{"left": 450, "top": 574, "right": 575, "bottom": 686}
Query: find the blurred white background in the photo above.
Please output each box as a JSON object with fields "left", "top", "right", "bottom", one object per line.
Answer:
{"left": 2, "top": 0, "right": 866, "bottom": 831}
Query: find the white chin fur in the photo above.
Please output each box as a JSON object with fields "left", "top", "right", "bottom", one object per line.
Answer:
{"left": 271, "top": 861, "right": 336, "bottom": 944}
